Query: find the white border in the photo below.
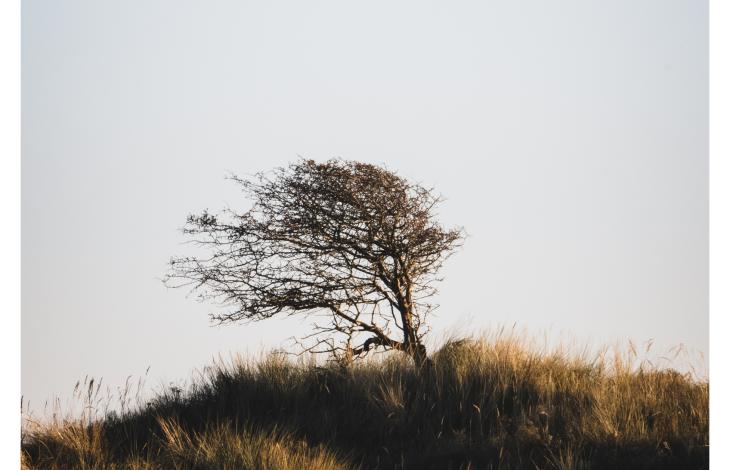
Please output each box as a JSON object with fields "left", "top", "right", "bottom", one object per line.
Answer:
{"left": 0, "top": 0, "right": 20, "bottom": 467}
{"left": 710, "top": 0, "right": 728, "bottom": 465}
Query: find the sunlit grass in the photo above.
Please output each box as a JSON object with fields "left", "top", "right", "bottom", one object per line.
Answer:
{"left": 22, "top": 332, "right": 708, "bottom": 469}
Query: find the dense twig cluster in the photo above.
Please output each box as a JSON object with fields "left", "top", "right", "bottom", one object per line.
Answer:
{"left": 165, "top": 159, "right": 463, "bottom": 364}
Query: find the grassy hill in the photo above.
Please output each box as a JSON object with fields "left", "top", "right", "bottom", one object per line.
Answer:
{"left": 21, "top": 335, "right": 708, "bottom": 469}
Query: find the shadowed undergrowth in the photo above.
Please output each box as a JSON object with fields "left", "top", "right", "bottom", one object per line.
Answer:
{"left": 22, "top": 334, "right": 708, "bottom": 469}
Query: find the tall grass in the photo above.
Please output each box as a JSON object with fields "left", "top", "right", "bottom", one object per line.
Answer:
{"left": 22, "top": 333, "right": 708, "bottom": 469}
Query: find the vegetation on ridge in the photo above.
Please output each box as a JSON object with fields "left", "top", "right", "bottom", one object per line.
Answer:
{"left": 22, "top": 334, "right": 708, "bottom": 470}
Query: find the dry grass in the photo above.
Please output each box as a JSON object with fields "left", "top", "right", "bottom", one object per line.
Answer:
{"left": 22, "top": 333, "right": 708, "bottom": 469}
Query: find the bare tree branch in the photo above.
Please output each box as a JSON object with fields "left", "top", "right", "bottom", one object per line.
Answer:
{"left": 164, "top": 159, "right": 463, "bottom": 365}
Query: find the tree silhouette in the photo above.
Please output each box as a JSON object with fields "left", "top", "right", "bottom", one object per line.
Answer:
{"left": 165, "top": 159, "right": 463, "bottom": 365}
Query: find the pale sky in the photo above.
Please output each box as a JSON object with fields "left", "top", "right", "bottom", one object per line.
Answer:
{"left": 22, "top": 0, "right": 708, "bottom": 413}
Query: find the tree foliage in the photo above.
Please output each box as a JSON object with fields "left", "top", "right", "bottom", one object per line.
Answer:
{"left": 166, "top": 159, "right": 463, "bottom": 364}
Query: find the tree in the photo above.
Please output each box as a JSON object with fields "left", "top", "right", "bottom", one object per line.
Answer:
{"left": 165, "top": 159, "right": 463, "bottom": 365}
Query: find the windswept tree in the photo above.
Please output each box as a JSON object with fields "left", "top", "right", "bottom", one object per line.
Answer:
{"left": 165, "top": 159, "right": 463, "bottom": 365}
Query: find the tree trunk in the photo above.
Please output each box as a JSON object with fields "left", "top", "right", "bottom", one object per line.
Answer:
{"left": 400, "top": 310, "right": 421, "bottom": 364}
{"left": 410, "top": 343, "right": 428, "bottom": 368}
{"left": 402, "top": 316, "right": 428, "bottom": 367}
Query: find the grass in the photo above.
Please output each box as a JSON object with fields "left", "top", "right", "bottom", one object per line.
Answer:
{"left": 22, "top": 332, "right": 709, "bottom": 469}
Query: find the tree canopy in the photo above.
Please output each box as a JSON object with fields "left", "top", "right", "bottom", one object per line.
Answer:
{"left": 166, "top": 159, "right": 463, "bottom": 364}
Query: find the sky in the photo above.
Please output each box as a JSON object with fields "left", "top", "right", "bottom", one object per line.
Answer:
{"left": 22, "top": 0, "right": 708, "bottom": 414}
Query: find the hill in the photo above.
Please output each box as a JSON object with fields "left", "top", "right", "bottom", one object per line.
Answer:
{"left": 21, "top": 335, "right": 709, "bottom": 469}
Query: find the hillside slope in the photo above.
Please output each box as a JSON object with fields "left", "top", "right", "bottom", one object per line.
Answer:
{"left": 22, "top": 336, "right": 709, "bottom": 469}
